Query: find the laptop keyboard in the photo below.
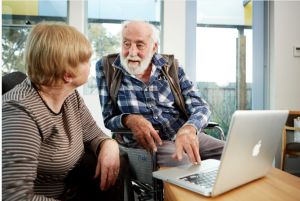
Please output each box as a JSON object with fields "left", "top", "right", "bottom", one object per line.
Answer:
{"left": 179, "top": 170, "right": 218, "bottom": 188}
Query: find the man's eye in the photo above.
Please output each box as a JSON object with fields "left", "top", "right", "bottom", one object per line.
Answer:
{"left": 124, "top": 42, "right": 130, "bottom": 47}
{"left": 138, "top": 44, "right": 145, "bottom": 49}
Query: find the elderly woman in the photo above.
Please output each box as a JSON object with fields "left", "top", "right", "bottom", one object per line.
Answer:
{"left": 2, "top": 23, "right": 121, "bottom": 200}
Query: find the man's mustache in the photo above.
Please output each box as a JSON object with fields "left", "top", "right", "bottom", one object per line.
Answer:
{"left": 126, "top": 56, "right": 142, "bottom": 62}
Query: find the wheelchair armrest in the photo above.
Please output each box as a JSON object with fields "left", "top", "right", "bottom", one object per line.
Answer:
{"left": 207, "top": 122, "right": 219, "bottom": 127}
{"left": 111, "top": 130, "right": 133, "bottom": 147}
{"left": 111, "top": 130, "right": 134, "bottom": 134}
{"left": 204, "top": 122, "right": 225, "bottom": 141}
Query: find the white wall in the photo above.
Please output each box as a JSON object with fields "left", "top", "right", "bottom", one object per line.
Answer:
{"left": 271, "top": 2, "right": 300, "bottom": 111}
{"left": 162, "top": 1, "right": 198, "bottom": 85}
{"left": 162, "top": 1, "right": 186, "bottom": 68}
{"left": 270, "top": 1, "right": 300, "bottom": 172}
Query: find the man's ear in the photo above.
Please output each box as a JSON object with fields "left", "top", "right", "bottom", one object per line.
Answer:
{"left": 152, "top": 43, "right": 158, "bottom": 54}
{"left": 63, "top": 72, "right": 73, "bottom": 83}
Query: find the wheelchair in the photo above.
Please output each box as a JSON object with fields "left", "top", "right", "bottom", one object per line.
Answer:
{"left": 112, "top": 123, "right": 225, "bottom": 201}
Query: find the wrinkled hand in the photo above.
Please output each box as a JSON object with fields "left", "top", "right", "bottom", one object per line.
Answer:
{"left": 94, "top": 140, "right": 120, "bottom": 191}
{"left": 172, "top": 125, "right": 201, "bottom": 164}
{"left": 123, "top": 115, "right": 162, "bottom": 154}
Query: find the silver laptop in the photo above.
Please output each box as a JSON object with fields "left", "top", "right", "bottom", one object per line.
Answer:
{"left": 153, "top": 110, "right": 288, "bottom": 197}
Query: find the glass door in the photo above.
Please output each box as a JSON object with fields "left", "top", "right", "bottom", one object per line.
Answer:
{"left": 196, "top": 0, "right": 253, "bottom": 138}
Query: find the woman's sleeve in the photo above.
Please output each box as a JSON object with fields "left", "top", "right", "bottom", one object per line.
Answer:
{"left": 2, "top": 101, "right": 57, "bottom": 201}
{"left": 78, "top": 94, "right": 111, "bottom": 156}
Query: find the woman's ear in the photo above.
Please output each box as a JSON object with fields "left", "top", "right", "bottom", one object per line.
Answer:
{"left": 63, "top": 72, "right": 73, "bottom": 83}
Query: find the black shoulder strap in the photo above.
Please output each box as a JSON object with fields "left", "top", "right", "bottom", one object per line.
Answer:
{"left": 102, "top": 53, "right": 123, "bottom": 108}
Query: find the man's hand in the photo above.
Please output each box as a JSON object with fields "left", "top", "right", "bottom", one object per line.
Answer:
{"left": 122, "top": 115, "right": 162, "bottom": 154}
{"left": 172, "top": 125, "right": 201, "bottom": 164}
{"left": 94, "top": 139, "right": 120, "bottom": 191}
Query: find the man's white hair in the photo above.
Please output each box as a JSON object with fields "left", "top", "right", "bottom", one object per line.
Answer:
{"left": 120, "top": 20, "right": 160, "bottom": 45}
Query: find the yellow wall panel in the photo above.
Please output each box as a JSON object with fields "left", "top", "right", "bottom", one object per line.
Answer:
{"left": 2, "top": 1, "right": 39, "bottom": 16}
{"left": 244, "top": 0, "right": 252, "bottom": 26}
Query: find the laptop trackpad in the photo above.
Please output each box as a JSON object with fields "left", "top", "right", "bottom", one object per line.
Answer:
{"left": 177, "top": 159, "right": 220, "bottom": 172}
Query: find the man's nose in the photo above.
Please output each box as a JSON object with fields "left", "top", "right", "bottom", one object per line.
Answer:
{"left": 129, "top": 44, "right": 138, "bottom": 57}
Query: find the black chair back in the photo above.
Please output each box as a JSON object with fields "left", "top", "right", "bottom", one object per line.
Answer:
{"left": 2, "top": 71, "right": 27, "bottom": 95}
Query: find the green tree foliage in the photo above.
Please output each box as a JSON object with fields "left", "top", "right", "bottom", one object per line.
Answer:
{"left": 2, "top": 20, "right": 30, "bottom": 76}
{"left": 2, "top": 22, "right": 120, "bottom": 77}
{"left": 88, "top": 23, "right": 120, "bottom": 63}
{"left": 83, "top": 23, "right": 121, "bottom": 94}
{"left": 205, "top": 95, "right": 235, "bottom": 140}
{"left": 197, "top": 81, "right": 252, "bottom": 140}
{"left": 2, "top": 20, "right": 67, "bottom": 76}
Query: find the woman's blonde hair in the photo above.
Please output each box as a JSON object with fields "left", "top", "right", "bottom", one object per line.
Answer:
{"left": 24, "top": 23, "right": 92, "bottom": 87}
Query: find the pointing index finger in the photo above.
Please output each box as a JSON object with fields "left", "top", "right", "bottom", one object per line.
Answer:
{"left": 175, "top": 142, "right": 184, "bottom": 161}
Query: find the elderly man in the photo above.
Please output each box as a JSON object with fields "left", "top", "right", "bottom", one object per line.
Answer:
{"left": 96, "top": 20, "right": 224, "bottom": 167}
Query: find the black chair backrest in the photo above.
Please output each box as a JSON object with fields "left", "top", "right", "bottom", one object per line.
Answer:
{"left": 2, "top": 71, "right": 27, "bottom": 95}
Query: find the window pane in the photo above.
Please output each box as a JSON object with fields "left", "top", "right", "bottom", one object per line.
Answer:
{"left": 2, "top": 1, "right": 68, "bottom": 76}
{"left": 86, "top": 23, "right": 122, "bottom": 95}
{"left": 88, "top": 1, "right": 160, "bottom": 22}
{"left": 2, "top": 1, "right": 67, "bottom": 25}
{"left": 85, "top": 0, "right": 161, "bottom": 95}
{"left": 2, "top": 26, "right": 31, "bottom": 75}
{"left": 197, "top": 0, "right": 253, "bottom": 138}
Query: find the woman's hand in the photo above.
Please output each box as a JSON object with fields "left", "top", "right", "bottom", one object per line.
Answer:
{"left": 94, "top": 139, "right": 120, "bottom": 191}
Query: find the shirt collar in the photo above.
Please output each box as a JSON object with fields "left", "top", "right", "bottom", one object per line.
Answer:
{"left": 112, "top": 53, "right": 168, "bottom": 75}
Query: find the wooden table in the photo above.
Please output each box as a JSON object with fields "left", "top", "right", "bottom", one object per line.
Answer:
{"left": 161, "top": 167, "right": 300, "bottom": 201}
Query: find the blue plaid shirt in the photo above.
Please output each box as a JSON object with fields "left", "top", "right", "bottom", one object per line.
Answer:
{"left": 96, "top": 53, "right": 211, "bottom": 142}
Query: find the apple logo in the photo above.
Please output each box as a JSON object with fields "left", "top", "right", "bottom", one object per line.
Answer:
{"left": 252, "top": 140, "right": 262, "bottom": 157}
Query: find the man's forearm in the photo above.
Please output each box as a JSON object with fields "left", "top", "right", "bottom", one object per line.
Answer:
{"left": 121, "top": 114, "right": 141, "bottom": 129}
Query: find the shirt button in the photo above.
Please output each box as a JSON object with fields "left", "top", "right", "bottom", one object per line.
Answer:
{"left": 154, "top": 117, "right": 158, "bottom": 119}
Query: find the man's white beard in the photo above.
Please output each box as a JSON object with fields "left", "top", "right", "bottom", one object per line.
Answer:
{"left": 120, "top": 50, "right": 153, "bottom": 75}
